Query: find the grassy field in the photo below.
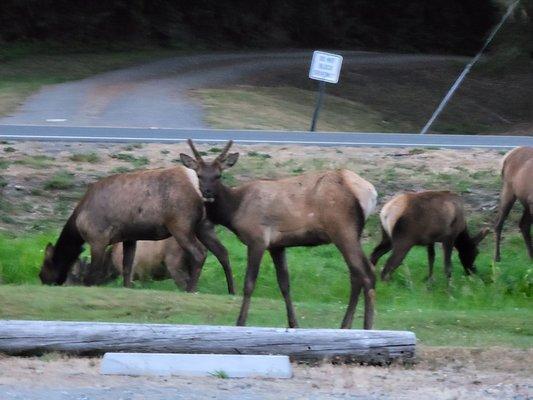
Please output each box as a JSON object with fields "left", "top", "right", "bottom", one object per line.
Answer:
{"left": 0, "top": 44, "right": 189, "bottom": 117}
{"left": 0, "top": 143, "right": 531, "bottom": 348}
{"left": 0, "top": 226, "right": 531, "bottom": 347}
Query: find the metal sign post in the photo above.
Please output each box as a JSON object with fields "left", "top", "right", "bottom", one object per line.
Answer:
{"left": 310, "top": 81, "right": 326, "bottom": 132}
{"left": 308, "top": 51, "right": 343, "bottom": 131}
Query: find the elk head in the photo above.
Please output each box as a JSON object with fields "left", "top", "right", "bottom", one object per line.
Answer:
{"left": 457, "top": 227, "right": 490, "bottom": 274}
{"left": 180, "top": 139, "right": 239, "bottom": 202}
{"left": 39, "top": 243, "right": 59, "bottom": 284}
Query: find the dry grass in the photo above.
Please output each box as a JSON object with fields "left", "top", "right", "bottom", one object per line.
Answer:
{"left": 195, "top": 58, "right": 532, "bottom": 134}
{"left": 195, "top": 86, "right": 388, "bottom": 131}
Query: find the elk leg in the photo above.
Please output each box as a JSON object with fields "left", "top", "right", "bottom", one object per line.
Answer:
{"left": 270, "top": 248, "right": 298, "bottom": 328}
{"left": 494, "top": 186, "right": 516, "bottom": 261}
{"left": 341, "top": 276, "right": 362, "bottom": 329}
{"left": 236, "top": 245, "right": 265, "bottom": 326}
{"left": 370, "top": 228, "right": 392, "bottom": 265}
{"left": 380, "top": 243, "right": 412, "bottom": 281}
{"left": 519, "top": 205, "right": 532, "bottom": 259}
{"left": 425, "top": 243, "right": 436, "bottom": 282}
{"left": 196, "top": 221, "right": 235, "bottom": 295}
{"left": 442, "top": 240, "right": 454, "bottom": 285}
{"left": 122, "top": 240, "right": 136, "bottom": 288}
{"left": 333, "top": 234, "right": 375, "bottom": 330}
{"left": 164, "top": 250, "right": 189, "bottom": 291}
{"left": 168, "top": 227, "right": 206, "bottom": 293}
{"left": 85, "top": 242, "right": 107, "bottom": 286}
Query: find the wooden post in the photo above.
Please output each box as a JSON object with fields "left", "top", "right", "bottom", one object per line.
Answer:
{"left": 0, "top": 320, "right": 416, "bottom": 363}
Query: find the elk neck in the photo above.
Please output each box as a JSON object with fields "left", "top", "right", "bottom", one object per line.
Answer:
{"left": 204, "top": 183, "right": 243, "bottom": 230}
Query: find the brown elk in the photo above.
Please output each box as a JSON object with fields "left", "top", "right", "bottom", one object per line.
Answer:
{"left": 370, "top": 191, "right": 489, "bottom": 283}
{"left": 494, "top": 146, "right": 533, "bottom": 261}
{"left": 40, "top": 165, "right": 235, "bottom": 294}
{"left": 66, "top": 238, "right": 206, "bottom": 291}
{"left": 180, "top": 140, "right": 377, "bottom": 329}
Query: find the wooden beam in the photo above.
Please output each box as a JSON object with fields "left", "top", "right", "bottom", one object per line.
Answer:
{"left": 0, "top": 320, "right": 416, "bottom": 362}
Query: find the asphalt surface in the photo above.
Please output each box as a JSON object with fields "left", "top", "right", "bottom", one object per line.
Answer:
{"left": 0, "top": 124, "right": 531, "bottom": 149}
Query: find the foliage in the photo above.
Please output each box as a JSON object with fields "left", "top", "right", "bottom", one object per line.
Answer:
{"left": 0, "top": 0, "right": 498, "bottom": 55}
{"left": 69, "top": 153, "right": 100, "bottom": 163}
{"left": 43, "top": 171, "right": 76, "bottom": 190}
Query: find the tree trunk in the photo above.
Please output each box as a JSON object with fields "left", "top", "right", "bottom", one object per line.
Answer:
{"left": 0, "top": 320, "right": 416, "bottom": 363}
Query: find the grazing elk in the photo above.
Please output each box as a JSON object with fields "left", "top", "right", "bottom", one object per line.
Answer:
{"left": 40, "top": 165, "right": 235, "bottom": 294}
{"left": 66, "top": 238, "right": 208, "bottom": 291}
{"left": 494, "top": 146, "right": 533, "bottom": 261}
{"left": 180, "top": 140, "right": 377, "bottom": 329}
{"left": 370, "top": 191, "right": 489, "bottom": 283}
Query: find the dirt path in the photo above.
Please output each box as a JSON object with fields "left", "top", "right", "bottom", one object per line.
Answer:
{"left": 0, "top": 347, "right": 531, "bottom": 399}
{"left": 0, "top": 52, "right": 466, "bottom": 129}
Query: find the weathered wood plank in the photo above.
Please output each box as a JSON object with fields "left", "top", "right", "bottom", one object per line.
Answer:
{"left": 0, "top": 320, "right": 416, "bottom": 362}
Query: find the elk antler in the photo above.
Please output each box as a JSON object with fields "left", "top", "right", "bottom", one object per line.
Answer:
{"left": 187, "top": 139, "right": 203, "bottom": 161}
{"left": 216, "top": 140, "right": 234, "bottom": 161}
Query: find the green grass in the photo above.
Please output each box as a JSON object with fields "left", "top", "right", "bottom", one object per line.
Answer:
{"left": 0, "top": 228, "right": 531, "bottom": 347}
{"left": 69, "top": 152, "right": 100, "bottom": 163}
{"left": 14, "top": 155, "right": 55, "bottom": 169}
{"left": 43, "top": 171, "right": 76, "bottom": 190}
{"left": 110, "top": 153, "right": 149, "bottom": 168}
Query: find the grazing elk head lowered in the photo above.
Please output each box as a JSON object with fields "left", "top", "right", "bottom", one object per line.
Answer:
{"left": 455, "top": 227, "right": 490, "bottom": 274}
{"left": 39, "top": 162, "right": 235, "bottom": 295}
{"left": 370, "top": 190, "right": 490, "bottom": 284}
{"left": 181, "top": 139, "right": 378, "bottom": 330}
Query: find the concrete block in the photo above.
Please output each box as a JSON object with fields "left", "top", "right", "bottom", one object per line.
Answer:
{"left": 100, "top": 353, "right": 292, "bottom": 379}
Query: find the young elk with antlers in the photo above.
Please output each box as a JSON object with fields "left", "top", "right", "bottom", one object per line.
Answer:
{"left": 494, "top": 146, "right": 533, "bottom": 261}
{"left": 370, "top": 191, "right": 489, "bottom": 283}
{"left": 181, "top": 140, "right": 377, "bottom": 329}
{"left": 40, "top": 164, "right": 235, "bottom": 294}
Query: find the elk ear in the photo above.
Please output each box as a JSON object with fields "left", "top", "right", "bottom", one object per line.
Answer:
{"left": 220, "top": 152, "right": 239, "bottom": 170}
{"left": 180, "top": 153, "right": 198, "bottom": 170}
{"left": 473, "top": 227, "right": 490, "bottom": 245}
{"left": 45, "top": 243, "right": 54, "bottom": 259}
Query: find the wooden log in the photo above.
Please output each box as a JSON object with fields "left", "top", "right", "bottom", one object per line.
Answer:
{"left": 0, "top": 320, "right": 416, "bottom": 362}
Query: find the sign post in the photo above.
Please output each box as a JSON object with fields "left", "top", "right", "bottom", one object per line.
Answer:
{"left": 308, "top": 51, "right": 343, "bottom": 131}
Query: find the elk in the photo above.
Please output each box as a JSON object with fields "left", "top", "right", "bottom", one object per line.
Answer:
{"left": 40, "top": 165, "right": 235, "bottom": 294}
{"left": 494, "top": 146, "right": 533, "bottom": 261}
{"left": 370, "top": 190, "right": 489, "bottom": 283}
{"left": 180, "top": 140, "right": 377, "bottom": 329}
{"left": 66, "top": 237, "right": 207, "bottom": 291}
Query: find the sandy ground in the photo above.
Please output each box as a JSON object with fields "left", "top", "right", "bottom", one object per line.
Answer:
{"left": 0, "top": 347, "right": 531, "bottom": 400}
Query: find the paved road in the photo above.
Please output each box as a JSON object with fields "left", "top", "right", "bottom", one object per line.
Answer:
{"left": 0, "top": 51, "right": 467, "bottom": 129}
{"left": 0, "top": 124, "right": 531, "bottom": 149}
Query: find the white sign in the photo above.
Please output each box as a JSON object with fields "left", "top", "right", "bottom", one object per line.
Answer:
{"left": 309, "top": 51, "right": 343, "bottom": 84}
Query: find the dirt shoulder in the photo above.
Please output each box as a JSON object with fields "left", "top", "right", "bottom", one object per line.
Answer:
{"left": 0, "top": 347, "right": 531, "bottom": 399}
{"left": 0, "top": 141, "right": 506, "bottom": 235}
